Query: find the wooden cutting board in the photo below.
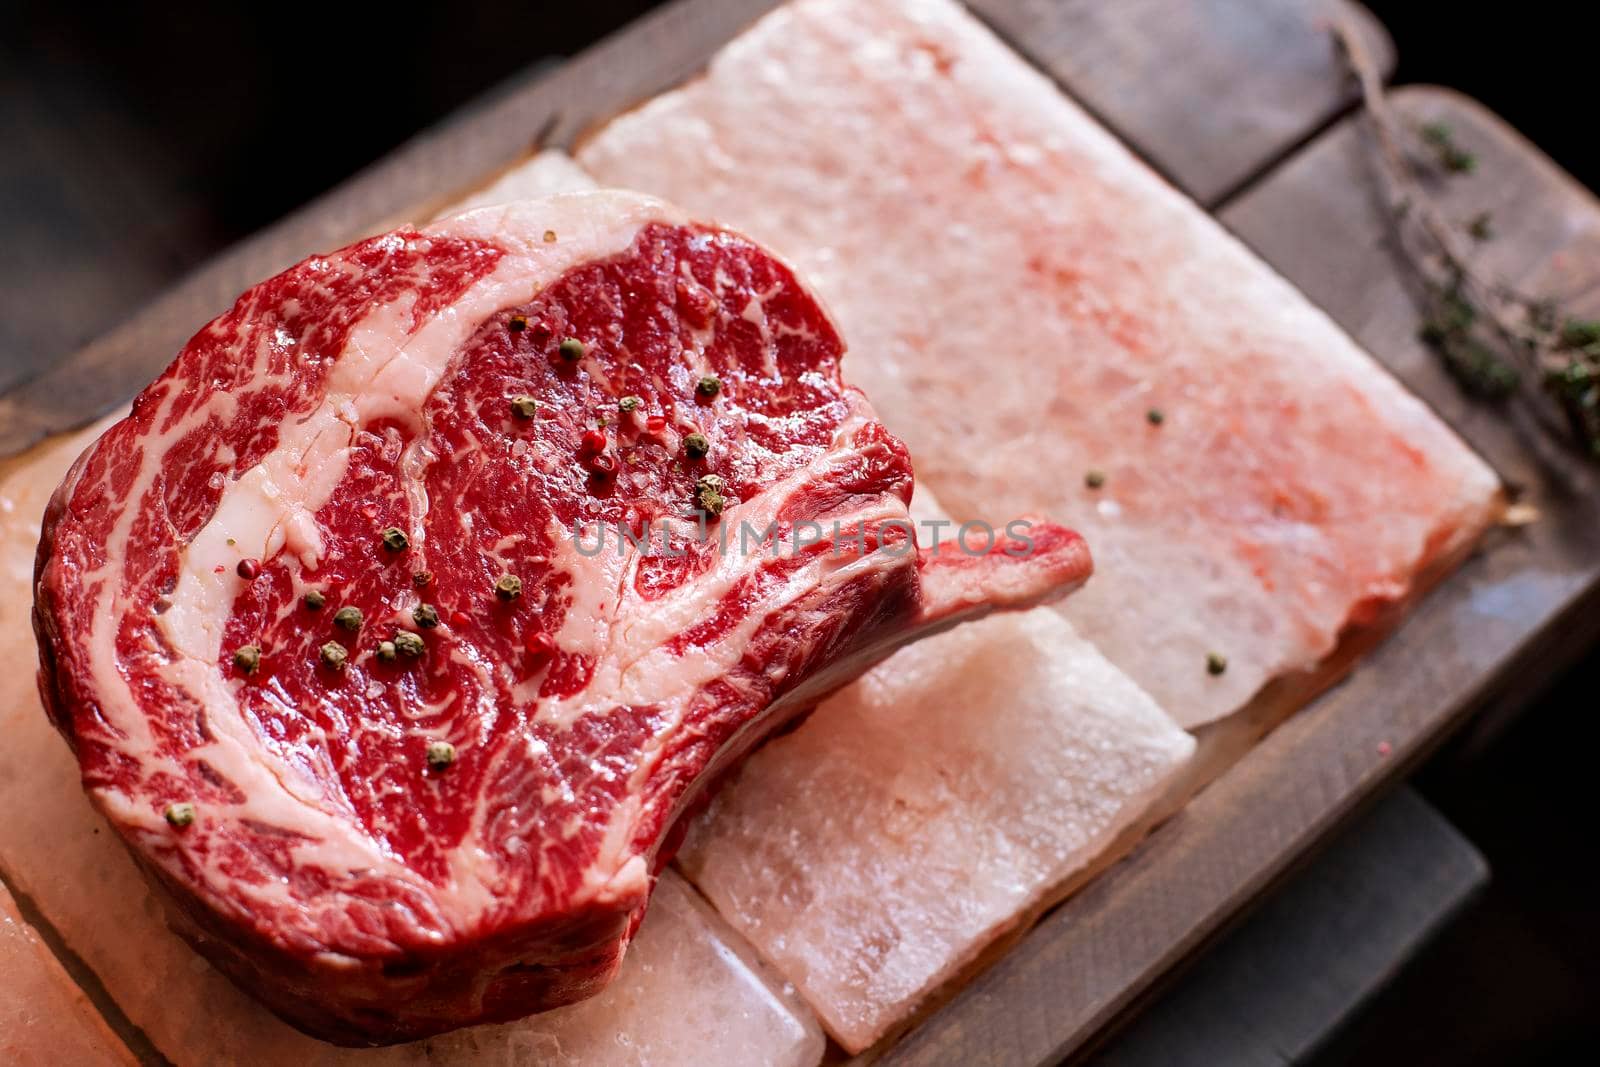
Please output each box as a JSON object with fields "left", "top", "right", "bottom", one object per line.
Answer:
{"left": 3, "top": 3, "right": 1597, "bottom": 1065}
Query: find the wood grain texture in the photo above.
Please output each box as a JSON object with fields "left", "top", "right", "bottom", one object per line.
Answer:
{"left": 0, "top": 0, "right": 785, "bottom": 457}
{"left": 0, "top": 62, "right": 221, "bottom": 399}
{"left": 1088, "top": 788, "right": 1486, "bottom": 1066}
{"left": 878, "top": 87, "right": 1600, "bottom": 1067}
{"left": 4, "top": 1, "right": 1596, "bottom": 1062}
{"left": 968, "top": 0, "right": 1394, "bottom": 204}
{"left": 0, "top": 0, "right": 1393, "bottom": 456}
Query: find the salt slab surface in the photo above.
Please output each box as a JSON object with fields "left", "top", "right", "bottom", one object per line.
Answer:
{"left": 577, "top": 0, "right": 1501, "bottom": 730}
{"left": 1, "top": 880, "right": 135, "bottom": 1066}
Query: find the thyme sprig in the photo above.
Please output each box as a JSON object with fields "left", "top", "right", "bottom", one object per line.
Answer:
{"left": 1332, "top": 20, "right": 1600, "bottom": 458}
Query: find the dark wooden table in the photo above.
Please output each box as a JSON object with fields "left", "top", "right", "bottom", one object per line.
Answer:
{"left": 3, "top": 2, "right": 1597, "bottom": 1064}
{"left": 1090, "top": 787, "right": 1486, "bottom": 1066}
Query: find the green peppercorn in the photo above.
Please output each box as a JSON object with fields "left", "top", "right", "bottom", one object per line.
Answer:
{"left": 232, "top": 644, "right": 261, "bottom": 675}
{"left": 426, "top": 740, "right": 456, "bottom": 772}
{"left": 412, "top": 571, "right": 433, "bottom": 589}
{"left": 559, "top": 337, "right": 585, "bottom": 362}
{"left": 413, "top": 604, "right": 440, "bottom": 629}
{"left": 696, "top": 375, "right": 722, "bottom": 398}
{"left": 394, "top": 630, "right": 426, "bottom": 658}
{"left": 333, "top": 606, "right": 363, "bottom": 632}
{"left": 375, "top": 640, "right": 398, "bottom": 663}
{"left": 495, "top": 574, "right": 523, "bottom": 601}
{"left": 510, "top": 395, "right": 538, "bottom": 419}
{"left": 1085, "top": 469, "right": 1107, "bottom": 489}
{"left": 320, "top": 641, "right": 349, "bottom": 671}
{"left": 164, "top": 802, "right": 196, "bottom": 828}
{"left": 381, "top": 527, "right": 409, "bottom": 552}
{"left": 619, "top": 395, "right": 642, "bottom": 413}
{"left": 1146, "top": 408, "right": 1165, "bottom": 426}
{"left": 302, "top": 589, "right": 326, "bottom": 611}
{"left": 695, "top": 474, "right": 727, "bottom": 517}
{"left": 1206, "top": 652, "right": 1228, "bottom": 676}
{"left": 683, "top": 432, "right": 710, "bottom": 460}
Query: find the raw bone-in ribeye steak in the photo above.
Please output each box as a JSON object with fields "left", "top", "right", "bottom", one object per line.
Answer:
{"left": 32, "top": 191, "right": 1090, "bottom": 1044}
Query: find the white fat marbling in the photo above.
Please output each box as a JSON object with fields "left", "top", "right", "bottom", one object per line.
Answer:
{"left": 2, "top": 422, "right": 824, "bottom": 1067}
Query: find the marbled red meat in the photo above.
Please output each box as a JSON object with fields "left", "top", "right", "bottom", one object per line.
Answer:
{"left": 32, "top": 191, "right": 1089, "bottom": 1044}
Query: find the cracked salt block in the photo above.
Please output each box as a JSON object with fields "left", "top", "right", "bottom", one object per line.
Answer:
{"left": 677, "top": 605, "right": 1193, "bottom": 1051}
{"left": 422, "top": 872, "right": 824, "bottom": 1066}
{"left": 1, "top": 881, "right": 135, "bottom": 1065}
{"left": 441, "top": 149, "right": 597, "bottom": 216}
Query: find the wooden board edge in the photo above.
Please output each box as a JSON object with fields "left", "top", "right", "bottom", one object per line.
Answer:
{"left": 1389, "top": 84, "right": 1600, "bottom": 218}
{"left": 882, "top": 83, "right": 1600, "bottom": 1064}
{"left": 1083, "top": 788, "right": 1486, "bottom": 1065}
{"left": 0, "top": 867, "right": 159, "bottom": 1067}
{"left": 878, "top": 494, "right": 1500, "bottom": 1066}
{"left": 0, "top": 0, "right": 786, "bottom": 458}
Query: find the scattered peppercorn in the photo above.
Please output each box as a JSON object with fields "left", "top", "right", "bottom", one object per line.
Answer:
{"left": 696, "top": 375, "right": 722, "bottom": 398}
{"left": 683, "top": 432, "right": 710, "bottom": 460}
{"left": 1085, "top": 469, "right": 1107, "bottom": 489}
{"left": 375, "top": 640, "right": 398, "bottom": 663}
{"left": 233, "top": 644, "right": 261, "bottom": 675}
{"left": 394, "top": 630, "right": 426, "bottom": 658}
{"left": 412, "top": 571, "right": 433, "bottom": 589}
{"left": 320, "top": 641, "right": 349, "bottom": 671}
{"left": 1146, "top": 408, "right": 1165, "bottom": 426}
{"left": 236, "top": 558, "right": 261, "bottom": 580}
{"left": 426, "top": 740, "right": 457, "bottom": 772}
{"left": 508, "top": 314, "right": 528, "bottom": 333}
{"left": 510, "top": 394, "right": 538, "bottom": 419}
{"left": 695, "top": 474, "right": 727, "bottom": 517}
{"left": 303, "top": 589, "right": 326, "bottom": 611}
{"left": 542, "top": 230, "right": 557, "bottom": 243}
{"left": 619, "top": 395, "right": 642, "bottom": 413}
{"left": 333, "top": 606, "right": 363, "bottom": 632}
{"left": 381, "top": 527, "right": 409, "bottom": 552}
{"left": 495, "top": 574, "right": 523, "bottom": 600}
{"left": 164, "top": 802, "right": 196, "bottom": 828}
{"left": 413, "top": 604, "right": 440, "bottom": 629}
{"left": 559, "top": 337, "right": 585, "bottom": 362}
{"left": 1206, "top": 652, "right": 1228, "bottom": 676}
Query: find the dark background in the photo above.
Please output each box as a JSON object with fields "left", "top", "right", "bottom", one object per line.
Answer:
{"left": 1, "top": 3, "right": 1595, "bottom": 1064}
